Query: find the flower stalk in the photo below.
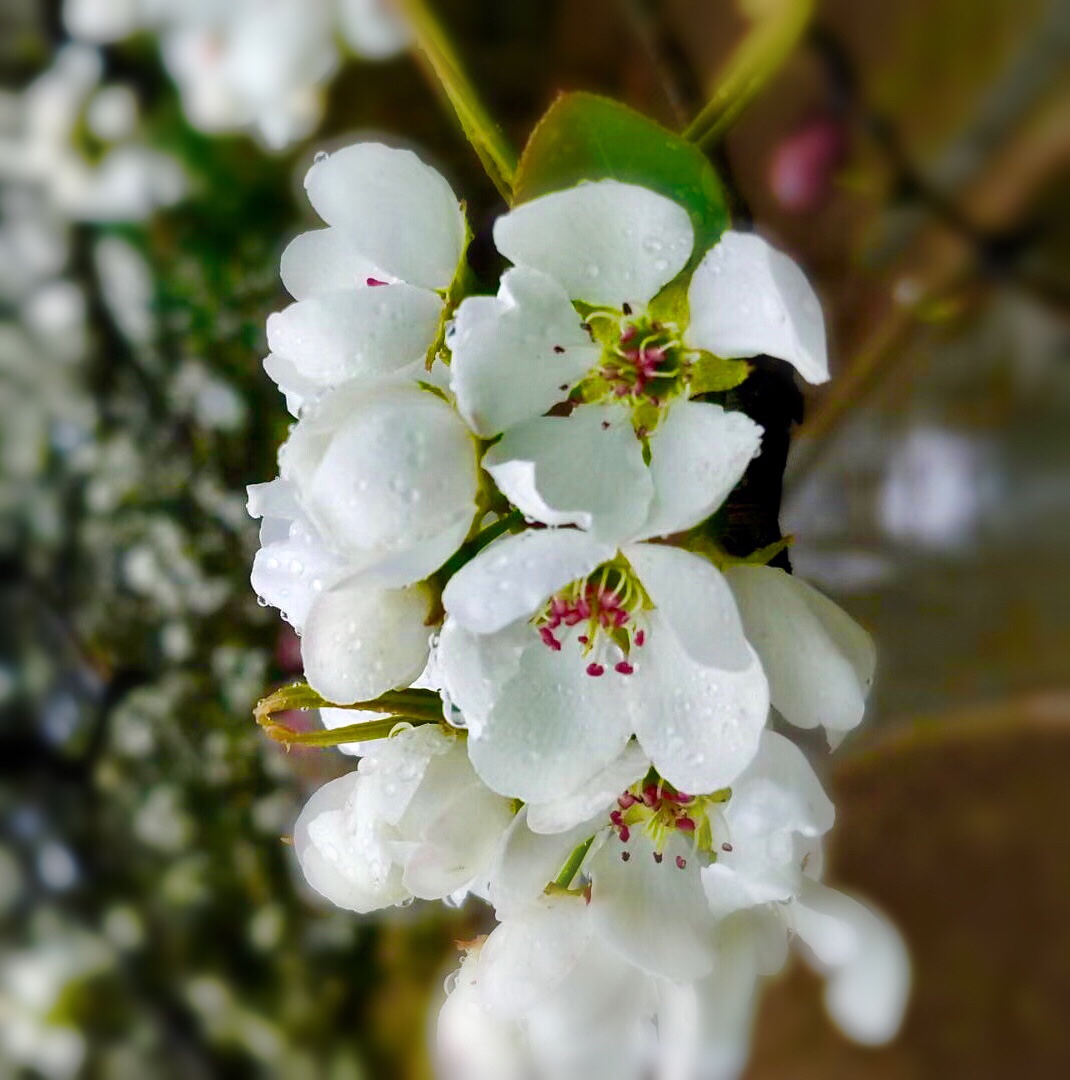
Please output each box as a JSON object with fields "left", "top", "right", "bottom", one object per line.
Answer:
{"left": 396, "top": 0, "right": 518, "bottom": 200}
{"left": 683, "top": 0, "right": 814, "bottom": 150}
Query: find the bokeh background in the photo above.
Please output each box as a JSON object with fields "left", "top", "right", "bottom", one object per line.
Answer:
{"left": 1, "top": 0, "right": 1068, "bottom": 1076}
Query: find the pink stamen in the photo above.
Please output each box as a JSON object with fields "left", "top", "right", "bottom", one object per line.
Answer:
{"left": 676, "top": 856, "right": 688, "bottom": 870}
{"left": 618, "top": 792, "right": 638, "bottom": 810}
{"left": 615, "top": 661, "right": 634, "bottom": 675}
{"left": 675, "top": 817, "right": 696, "bottom": 833}
{"left": 586, "top": 662, "right": 605, "bottom": 677}
{"left": 366, "top": 277, "right": 389, "bottom": 287}
{"left": 618, "top": 825, "right": 631, "bottom": 843}
{"left": 539, "top": 627, "right": 562, "bottom": 651}
{"left": 635, "top": 630, "right": 646, "bottom": 647}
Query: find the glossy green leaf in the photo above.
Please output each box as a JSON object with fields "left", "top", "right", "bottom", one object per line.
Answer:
{"left": 513, "top": 92, "right": 730, "bottom": 257}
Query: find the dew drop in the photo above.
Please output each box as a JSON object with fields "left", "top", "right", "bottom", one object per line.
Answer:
{"left": 313, "top": 150, "right": 329, "bottom": 164}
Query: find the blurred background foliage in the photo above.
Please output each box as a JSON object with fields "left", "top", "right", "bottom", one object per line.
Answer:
{"left": 0, "top": 0, "right": 1068, "bottom": 1077}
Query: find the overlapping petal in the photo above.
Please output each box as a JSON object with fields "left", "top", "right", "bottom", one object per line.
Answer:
{"left": 494, "top": 179, "right": 693, "bottom": 307}
{"left": 686, "top": 230, "right": 829, "bottom": 384}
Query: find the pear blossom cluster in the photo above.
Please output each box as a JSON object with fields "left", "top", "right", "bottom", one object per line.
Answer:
{"left": 62, "top": 0, "right": 411, "bottom": 149}
{"left": 249, "top": 142, "right": 910, "bottom": 1078}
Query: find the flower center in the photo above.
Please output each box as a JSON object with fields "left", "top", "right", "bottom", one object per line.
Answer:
{"left": 609, "top": 776, "right": 731, "bottom": 866}
{"left": 578, "top": 305, "right": 699, "bottom": 413}
{"left": 533, "top": 559, "right": 649, "bottom": 677}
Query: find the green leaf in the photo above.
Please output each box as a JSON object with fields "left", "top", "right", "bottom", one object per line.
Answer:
{"left": 513, "top": 93, "right": 730, "bottom": 257}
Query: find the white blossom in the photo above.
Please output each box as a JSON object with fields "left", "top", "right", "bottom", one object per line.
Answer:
{"left": 725, "top": 565, "right": 876, "bottom": 746}
{"left": 294, "top": 725, "right": 513, "bottom": 912}
{"left": 439, "top": 527, "right": 769, "bottom": 803}
{"left": 448, "top": 180, "right": 826, "bottom": 544}
{"left": 267, "top": 143, "right": 467, "bottom": 409}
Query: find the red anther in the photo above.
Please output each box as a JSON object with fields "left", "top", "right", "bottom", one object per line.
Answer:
{"left": 676, "top": 856, "right": 687, "bottom": 870}
{"left": 653, "top": 852, "right": 663, "bottom": 864}
{"left": 610, "top": 810, "right": 623, "bottom": 826}
{"left": 586, "top": 663, "right": 605, "bottom": 677}
{"left": 643, "top": 784, "right": 659, "bottom": 807}
{"left": 620, "top": 325, "right": 638, "bottom": 344}
{"left": 621, "top": 851, "right": 631, "bottom": 862}
{"left": 575, "top": 597, "right": 591, "bottom": 619}
{"left": 721, "top": 842, "right": 734, "bottom": 853}
{"left": 615, "top": 661, "right": 634, "bottom": 675}
{"left": 366, "top": 277, "right": 389, "bottom": 287}
{"left": 613, "top": 609, "right": 629, "bottom": 627}
{"left": 675, "top": 817, "right": 696, "bottom": 833}
{"left": 553, "top": 345, "right": 566, "bottom": 354}
{"left": 577, "top": 635, "right": 589, "bottom": 645}
{"left": 618, "top": 792, "right": 638, "bottom": 810}
{"left": 634, "top": 630, "right": 646, "bottom": 647}
{"left": 618, "top": 825, "right": 630, "bottom": 843}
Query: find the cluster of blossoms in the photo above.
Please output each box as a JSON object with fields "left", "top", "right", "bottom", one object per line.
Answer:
{"left": 63, "top": 0, "right": 411, "bottom": 149}
{"left": 250, "top": 142, "right": 909, "bottom": 1077}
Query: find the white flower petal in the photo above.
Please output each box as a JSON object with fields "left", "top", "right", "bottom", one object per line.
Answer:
{"left": 478, "top": 899, "right": 592, "bottom": 1018}
{"left": 285, "top": 385, "right": 478, "bottom": 565}
{"left": 304, "top": 143, "right": 466, "bottom": 290}
{"left": 467, "top": 641, "right": 632, "bottom": 803}
{"left": 437, "top": 618, "right": 527, "bottom": 735}
{"left": 487, "top": 810, "right": 595, "bottom": 918}
{"left": 262, "top": 352, "right": 320, "bottom": 415}
{"left": 301, "top": 579, "right": 433, "bottom": 704}
{"left": 494, "top": 180, "right": 693, "bottom": 307}
{"left": 442, "top": 528, "right": 616, "bottom": 635}
{"left": 527, "top": 741, "right": 649, "bottom": 835}
{"left": 266, "top": 285, "right": 440, "bottom": 389}
{"left": 484, "top": 406, "right": 652, "bottom": 541}
{"left": 251, "top": 515, "right": 349, "bottom": 630}
{"left": 403, "top": 780, "right": 513, "bottom": 900}
{"left": 725, "top": 566, "right": 875, "bottom": 741}
{"left": 634, "top": 401, "right": 763, "bottom": 541}
{"left": 589, "top": 833, "right": 715, "bottom": 980}
{"left": 686, "top": 231, "right": 828, "bottom": 384}
{"left": 293, "top": 773, "right": 407, "bottom": 912}
{"left": 628, "top": 629, "right": 768, "bottom": 794}
{"left": 791, "top": 883, "right": 910, "bottom": 1046}
{"left": 702, "top": 730, "right": 837, "bottom": 918}
{"left": 279, "top": 227, "right": 385, "bottom": 300}
{"left": 624, "top": 543, "right": 751, "bottom": 671}
{"left": 448, "top": 267, "right": 600, "bottom": 437}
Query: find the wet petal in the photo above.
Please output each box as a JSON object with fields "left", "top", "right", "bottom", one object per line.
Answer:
{"left": 301, "top": 578, "right": 433, "bottom": 704}
{"left": 448, "top": 267, "right": 599, "bottom": 437}
{"left": 484, "top": 405, "right": 652, "bottom": 541}
{"left": 627, "top": 628, "right": 768, "bottom": 794}
{"left": 495, "top": 180, "right": 693, "bottom": 307}
{"left": 467, "top": 640, "right": 632, "bottom": 803}
{"left": 588, "top": 833, "right": 715, "bottom": 980}
{"left": 266, "top": 285, "right": 440, "bottom": 390}
{"left": 634, "top": 400, "right": 762, "bottom": 541}
{"left": 624, "top": 543, "right": 751, "bottom": 671}
{"left": 304, "top": 142, "right": 466, "bottom": 290}
{"left": 687, "top": 231, "right": 828, "bottom": 384}
{"left": 279, "top": 227, "right": 385, "bottom": 300}
{"left": 725, "top": 566, "right": 875, "bottom": 742}
{"left": 442, "top": 528, "right": 616, "bottom": 635}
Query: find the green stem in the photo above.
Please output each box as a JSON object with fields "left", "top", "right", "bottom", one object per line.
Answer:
{"left": 683, "top": 0, "right": 813, "bottom": 150}
{"left": 397, "top": 0, "right": 517, "bottom": 201}
{"left": 261, "top": 714, "right": 441, "bottom": 750}
{"left": 254, "top": 683, "right": 443, "bottom": 725}
{"left": 436, "top": 508, "right": 525, "bottom": 585}
{"left": 552, "top": 837, "right": 594, "bottom": 890}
